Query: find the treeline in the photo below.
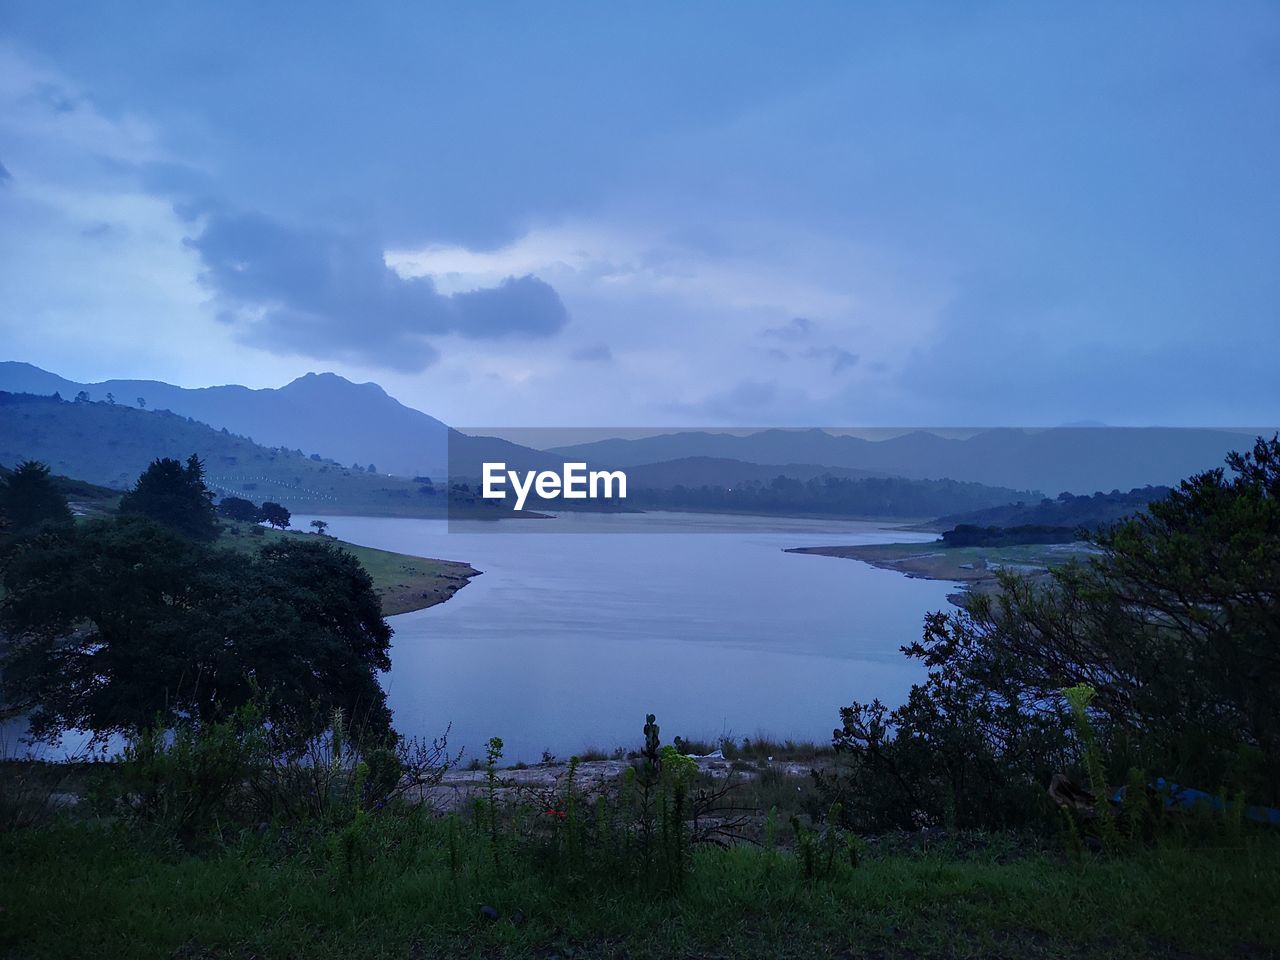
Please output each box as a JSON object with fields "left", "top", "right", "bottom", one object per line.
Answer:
{"left": 625, "top": 473, "right": 1038, "bottom": 518}
{"left": 935, "top": 484, "right": 1171, "bottom": 531}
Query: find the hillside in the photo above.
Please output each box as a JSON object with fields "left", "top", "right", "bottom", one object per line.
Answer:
{"left": 622, "top": 456, "right": 887, "bottom": 488}
{"left": 0, "top": 363, "right": 451, "bottom": 479}
{"left": 624, "top": 472, "right": 1039, "bottom": 519}
{"left": 927, "top": 485, "right": 1172, "bottom": 532}
{"left": 0, "top": 392, "right": 447, "bottom": 517}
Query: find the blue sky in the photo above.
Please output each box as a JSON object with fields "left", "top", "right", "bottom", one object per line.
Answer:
{"left": 0, "top": 2, "right": 1277, "bottom": 426}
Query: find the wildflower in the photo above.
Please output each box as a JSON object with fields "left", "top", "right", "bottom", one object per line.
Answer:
{"left": 544, "top": 808, "right": 566, "bottom": 819}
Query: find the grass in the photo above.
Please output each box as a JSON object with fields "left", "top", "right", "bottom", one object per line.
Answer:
{"left": 3, "top": 819, "right": 1278, "bottom": 959}
{"left": 220, "top": 521, "right": 477, "bottom": 615}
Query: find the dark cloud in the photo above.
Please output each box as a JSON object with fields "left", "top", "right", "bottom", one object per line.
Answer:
{"left": 761, "top": 316, "right": 813, "bottom": 341}
{"left": 187, "top": 212, "right": 569, "bottom": 371}
{"left": 451, "top": 275, "right": 569, "bottom": 338}
{"left": 668, "top": 379, "right": 780, "bottom": 421}
{"left": 804, "top": 345, "right": 859, "bottom": 373}
{"left": 572, "top": 343, "right": 614, "bottom": 363}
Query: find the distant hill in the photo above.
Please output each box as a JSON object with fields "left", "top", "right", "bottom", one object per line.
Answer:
{"left": 0, "top": 391, "right": 448, "bottom": 517}
{"left": 928, "top": 485, "right": 1172, "bottom": 533}
{"left": 549, "top": 427, "right": 1259, "bottom": 495}
{"left": 623, "top": 472, "right": 1039, "bottom": 520}
{"left": 0, "top": 362, "right": 453, "bottom": 479}
{"left": 622, "top": 456, "right": 888, "bottom": 489}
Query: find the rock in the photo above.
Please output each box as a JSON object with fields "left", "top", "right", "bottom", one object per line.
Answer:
{"left": 479, "top": 905, "right": 499, "bottom": 922}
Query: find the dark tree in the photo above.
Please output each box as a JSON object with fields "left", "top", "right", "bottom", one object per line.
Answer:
{"left": 832, "top": 435, "right": 1280, "bottom": 829}
{"left": 74, "top": 390, "right": 90, "bottom": 403}
{"left": 217, "top": 495, "right": 261, "bottom": 523}
{"left": 119, "top": 455, "right": 219, "bottom": 542}
{"left": 136, "top": 397, "right": 146, "bottom": 409}
{"left": 0, "top": 460, "right": 73, "bottom": 542}
{"left": 309, "top": 519, "right": 329, "bottom": 535}
{"left": 259, "top": 501, "right": 291, "bottom": 530}
{"left": 0, "top": 516, "right": 393, "bottom": 744}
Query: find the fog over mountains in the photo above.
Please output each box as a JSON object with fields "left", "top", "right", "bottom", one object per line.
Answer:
{"left": 0, "top": 362, "right": 1264, "bottom": 496}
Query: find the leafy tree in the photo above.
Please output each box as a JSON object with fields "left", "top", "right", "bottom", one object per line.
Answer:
{"left": 217, "top": 495, "right": 261, "bottom": 523}
{"left": 136, "top": 397, "right": 146, "bottom": 409}
{"left": 0, "top": 515, "right": 393, "bottom": 744}
{"left": 106, "top": 392, "right": 116, "bottom": 404}
{"left": 831, "top": 436, "right": 1280, "bottom": 829}
{"left": 0, "top": 460, "right": 73, "bottom": 542}
{"left": 74, "top": 390, "right": 90, "bottom": 403}
{"left": 309, "top": 519, "right": 329, "bottom": 535}
{"left": 119, "top": 455, "right": 219, "bottom": 542}
{"left": 260, "top": 501, "right": 291, "bottom": 530}
{"left": 367, "top": 464, "right": 377, "bottom": 474}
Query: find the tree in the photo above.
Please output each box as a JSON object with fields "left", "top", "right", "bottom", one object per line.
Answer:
{"left": 119, "top": 455, "right": 219, "bottom": 542}
{"left": 74, "top": 390, "right": 90, "bottom": 403}
{"left": 106, "top": 392, "right": 116, "bottom": 404}
{"left": 0, "top": 516, "right": 394, "bottom": 744}
{"left": 0, "top": 461, "right": 74, "bottom": 543}
{"left": 830, "top": 436, "right": 1280, "bottom": 829}
{"left": 367, "top": 464, "right": 377, "bottom": 474}
{"left": 136, "top": 397, "right": 146, "bottom": 409}
{"left": 216, "top": 495, "right": 261, "bottom": 523}
{"left": 259, "top": 501, "right": 291, "bottom": 530}
{"left": 309, "top": 519, "right": 329, "bottom": 536}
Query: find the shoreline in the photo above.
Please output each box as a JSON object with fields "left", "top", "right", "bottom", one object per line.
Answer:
{"left": 786, "top": 540, "right": 1099, "bottom": 602}
{"left": 226, "top": 522, "right": 481, "bottom": 616}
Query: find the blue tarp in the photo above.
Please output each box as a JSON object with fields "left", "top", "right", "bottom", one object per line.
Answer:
{"left": 1112, "top": 777, "right": 1280, "bottom": 827}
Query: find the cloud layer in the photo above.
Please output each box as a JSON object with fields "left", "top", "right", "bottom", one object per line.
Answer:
{"left": 189, "top": 213, "right": 569, "bottom": 372}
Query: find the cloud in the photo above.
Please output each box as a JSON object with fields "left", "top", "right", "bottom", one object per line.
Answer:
{"left": 187, "top": 212, "right": 569, "bottom": 372}
{"left": 572, "top": 343, "right": 614, "bottom": 363}
{"left": 803, "top": 344, "right": 859, "bottom": 373}
{"left": 762, "top": 316, "right": 813, "bottom": 341}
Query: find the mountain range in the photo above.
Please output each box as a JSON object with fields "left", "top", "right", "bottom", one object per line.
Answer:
{"left": 0, "top": 362, "right": 1266, "bottom": 496}
{"left": 550, "top": 426, "right": 1259, "bottom": 495}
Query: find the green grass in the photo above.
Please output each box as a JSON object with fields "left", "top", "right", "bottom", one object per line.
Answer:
{"left": 221, "top": 522, "right": 476, "bottom": 615}
{"left": 3, "top": 820, "right": 1277, "bottom": 959}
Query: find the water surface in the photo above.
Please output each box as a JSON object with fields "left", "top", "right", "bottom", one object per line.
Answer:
{"left": 301, "top": 512, "right": 956, "bottom": 763}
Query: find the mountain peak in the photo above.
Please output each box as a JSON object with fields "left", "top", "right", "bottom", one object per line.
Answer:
{"left": 282, "top": 371, "right": 389, "bottom": 398}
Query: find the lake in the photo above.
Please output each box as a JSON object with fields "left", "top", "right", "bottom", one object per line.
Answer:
{"left": 296, "top": 511, "right": 957, "bottom": 764}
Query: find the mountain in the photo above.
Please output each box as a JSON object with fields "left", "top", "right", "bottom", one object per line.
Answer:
{"left": 0, "top": 391, "right": 448, "bottom": 516}
{"left": 0, "top": 362, "right": 451, "bottom": 479}
{"left": 622, "top": 456, "right": 888, "bottom": 489}
{"left": 549, "top": 426, "right": 1262, "bottom": 495}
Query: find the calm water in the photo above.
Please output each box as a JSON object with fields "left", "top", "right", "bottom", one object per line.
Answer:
{"left": 293, "top": 512, "right": 957, "bottom": 763}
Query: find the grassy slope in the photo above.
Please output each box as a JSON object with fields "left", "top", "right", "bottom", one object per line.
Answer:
{"left": 223, "top": 522, "right": 477, "bottom": 615}
{"left": 3, "top": 822, "right": 1277, "bottom": 959}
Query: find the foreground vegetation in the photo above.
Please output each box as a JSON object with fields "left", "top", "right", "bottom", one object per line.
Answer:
{"left": 5, "top": 818, "right": 1277, "bottom": 959}
{"left": 3, "top": 438, "right": 1279, "bottom": 958}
